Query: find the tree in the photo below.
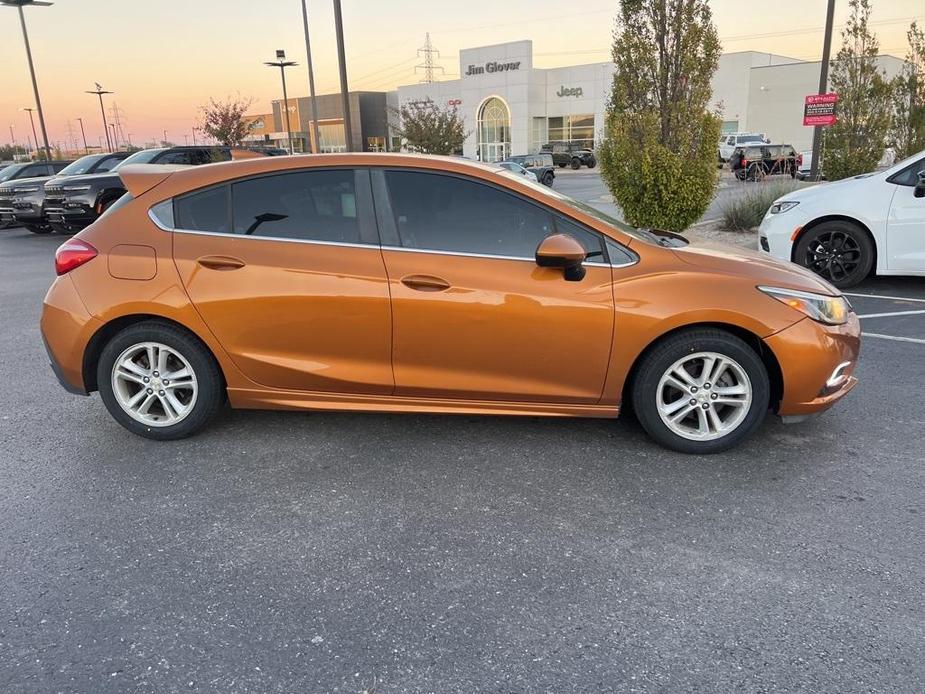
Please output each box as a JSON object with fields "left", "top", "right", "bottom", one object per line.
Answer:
{"left": 823, "top": 0, "right": 893, "bottom": 180}
{"left": 198, "top": 95, "right": 256, "bottom": 147}
{"left": 890, "top": 22, "right": 925, "bottom": 160}
{"left": 390, "top": 100, "right": 467, "bottom": 155}
{"left": 598, "top": 0, "right": 721, "bottom": 232}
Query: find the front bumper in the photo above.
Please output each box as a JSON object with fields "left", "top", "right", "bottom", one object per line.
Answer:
{"left": 43, "top": 195, "right": 98, "bottom": 230}
{"left": 12, "top": 198, "right": 45, "bottom": 224}
{"left": 757, "top": 209, "right": 812, "bottom": 263}
{"left": 765, "top": 312, "right": 861, "bottom": 417}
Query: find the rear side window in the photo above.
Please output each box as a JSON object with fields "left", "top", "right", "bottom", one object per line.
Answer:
{"left": 385, "top": 170, "right": 555, "bottom": 258}
{"left": 175, "top": 185, "right": 230, "bottom": 232}
{"left": 232, "top": 170, "right": 360, "bottom": 242}
{"left": 95, "top": 155, "right": 123, "bottom": 173}
{"left": 171, "top": 169, "right": 363, "bottom": 244}
{"left": 158, "top": 151, "right": 194, "bottom": 165}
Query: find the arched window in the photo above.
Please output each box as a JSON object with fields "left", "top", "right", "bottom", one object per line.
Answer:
{"left": 477, "top": 97, "right": 511, "bottom": 163}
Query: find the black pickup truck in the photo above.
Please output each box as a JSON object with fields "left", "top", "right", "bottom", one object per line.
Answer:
{"left": 540, "top": 141, "right": 596, "bottom": 169}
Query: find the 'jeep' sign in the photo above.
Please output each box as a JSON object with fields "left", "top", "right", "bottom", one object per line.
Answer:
{"left": 556, "top": 86, "right": 583, "bottom": 98}
{"left": 465, "top": 60, "right": 521, "bottom": 76}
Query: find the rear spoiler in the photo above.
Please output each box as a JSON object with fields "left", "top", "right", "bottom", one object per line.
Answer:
{"left": 117, "top": 164, "right": 188, "bottom": 198}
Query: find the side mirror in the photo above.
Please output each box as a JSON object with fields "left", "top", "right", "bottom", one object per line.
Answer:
{"left": 914, "top": 170, "right": 925, "bottom": 199}
{"left": 535, "top": 233, "right": 587, "bottom": 281}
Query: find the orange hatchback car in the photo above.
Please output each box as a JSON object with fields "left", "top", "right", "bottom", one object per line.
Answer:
{"left": 41, "top": 154, "right": 860, "bottom": 453}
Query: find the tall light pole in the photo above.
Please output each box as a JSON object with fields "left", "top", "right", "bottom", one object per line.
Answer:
{"left": 21, "top": 107, "right": 39, "bottom": 158}
{"left": 809, "top": 0, "right": 836, "bottom": 181}
{"left": 332, "top": 0, "right": 353, "bottom": 152}
{"left": 300, "top": 0, "right": 321, "bottom": 153}
{"left": 109, "top": 123, "right": 118, "bottom": 150}
{"left": 86, "top": 83, "right": 113, "bottom": 153}
{"left": 2, "top": 1, "right": 53, "bottom": 161}
{"left": 76, "top": 116, "right": 88, "bottom": 154}
{"left": 265, "top": 49, "right": 297, "bottom": 154}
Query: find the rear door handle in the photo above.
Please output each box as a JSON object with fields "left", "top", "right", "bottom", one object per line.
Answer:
{"left": 197, "top": 255, "right": 245, "bottom": 271}
{"left": 400, "top": 274, "right": 451, "bottom": 292}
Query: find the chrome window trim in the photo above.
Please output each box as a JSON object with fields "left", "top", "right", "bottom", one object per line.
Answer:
{"left": 147, "top": 208, "right": 639, "bottom": 267}
{"left": 147, "top": 208, "right": 377, "bottom": 250}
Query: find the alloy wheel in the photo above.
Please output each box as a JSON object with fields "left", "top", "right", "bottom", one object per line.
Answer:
{"left": 656, "top": 351, "right": 752, "bottom": 441}
{"left": 804, "top": 230, "right": 862, "bottom": 283}
{"left": 111, "top": 341, "right": 198, "bottom": 427}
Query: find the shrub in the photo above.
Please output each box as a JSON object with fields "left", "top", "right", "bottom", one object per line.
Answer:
{"left": 599, "top": 0, "right": 722, "bottom": 232}
{"left": 720, "top": 182, "right": 801, "bottom": 231}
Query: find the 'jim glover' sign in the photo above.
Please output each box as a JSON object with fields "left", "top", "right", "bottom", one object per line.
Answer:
{"left": 803, "top": 93, "right": 838, "bottom": 126}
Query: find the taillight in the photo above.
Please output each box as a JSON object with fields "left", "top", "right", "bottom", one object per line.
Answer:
{"left": 796, "top": 153, "right": 803, "bottom": 166}
{"left": 741, "top": 158, "right": 748, "bottom": 166}
{"left": 55, "top": 238, "right": 98, "bottom": 275}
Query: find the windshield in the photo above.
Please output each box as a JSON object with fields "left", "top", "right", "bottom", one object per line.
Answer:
{"left": 56, "top": 154, "right": 105, "bottom": 176}
{"left": 114, "top": 149, "right": 164, "bottom": 168}
{"left": 497, "top": 170, "right": 686, "bottom": 247}
{"left": 0, "top": 164, "right": 27, "bottom": 183}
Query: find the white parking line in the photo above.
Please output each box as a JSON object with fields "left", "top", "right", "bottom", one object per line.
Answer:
{"left": 857, "top": 309, "right": 925, "bottom": 319}
{"left": 863, "top": 332, "right": 925, "bottom": 344}
{"left": 844, "top": 292, "right": 925, "bottom": 304}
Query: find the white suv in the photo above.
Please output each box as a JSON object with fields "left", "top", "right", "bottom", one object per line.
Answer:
{"left": 758, "top": 149, "right": 925, "bottom": 287}
{"left": 719, "top": 133, "right": 769, "bottom": 162}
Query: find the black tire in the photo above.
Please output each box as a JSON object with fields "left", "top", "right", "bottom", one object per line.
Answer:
{"left": 558, "top": 162, "right": 567, "bottom": 168}
{"left": 24, "top": 223, "right": 52, "bottom": 234}
{"left": 794, "top": 220, "right": 874, "bottom": 288}
{"left": 631, "top": 328, "right": 770, "bottom": 454}
{"left": 542, "top": 171, "right": 554, "bottom": 186}
{"left": 570, "top": 157, "right": 581, "bottom": 170}
{"left": 97, "top": 320, "right": 225, "bottom": 440}
{"left": 585, "top": 156, "right": 596, "bottom": 169}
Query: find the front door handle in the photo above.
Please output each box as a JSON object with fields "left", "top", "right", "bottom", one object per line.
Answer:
{"left": 400, "top": 274, "right": 451, "bottom": 292}
{"left": 197, "top": 255, "right": 246, "bottom": 271}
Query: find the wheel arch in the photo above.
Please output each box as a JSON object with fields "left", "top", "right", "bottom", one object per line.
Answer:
{"left": 621, "top": 322, "right": 784, "bottom": 414}
{"left": 82, "top": 313, "right": 225, "bottom": 393}
{"left": 791, "top": 214, "right": 878, "bottom": 270}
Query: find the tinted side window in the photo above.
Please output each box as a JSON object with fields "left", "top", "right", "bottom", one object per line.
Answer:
{"left": 51, "top": 162, "right": 69, "bottom": 173}
{"left": 890, "top": 158, "right": 925, "bottom": 186}
{"left": 175, "top": 185, "right": 230, "bottom": 233}
{"left": 207, "top": 148, "right": 232, "bottom": 163}
{"left": 95, "top": 156, "right": 123, "bottom": 173}
{"left": 553, "top": 216, "right": 604, "bottom": 260}
{"left": 158, "top": 151, "right": 194, "bottom": 165}
{"left": 232, "top": 169, "right": 360, "bottom": 242}
{"left": 385, "top": 171, "right": 554, "bottom": 258}
{"left": 24, "top": 164, "right": 48, "bottom": 176}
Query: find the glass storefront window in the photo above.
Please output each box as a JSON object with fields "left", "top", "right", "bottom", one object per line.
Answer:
{"left": 546, "top": 114, "right": 595, "bottom": 149}
{"left": 318, "top": 123, "right": 346, "bottom": 153}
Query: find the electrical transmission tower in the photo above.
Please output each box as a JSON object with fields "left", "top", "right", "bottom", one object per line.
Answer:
{"left": 109, "top": 102, "right": 128, "bottom": 149}
{"left": 415, "top": 33, "right": 444, "bottom": 84}
{"left": 65, "top": 120, "right": 78, "bottom": 153}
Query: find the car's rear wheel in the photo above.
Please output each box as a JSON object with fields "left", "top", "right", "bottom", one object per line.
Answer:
{"left": 570, "top": 157, "right": 581, "bottom": 170}
{"left": 631, "top": 329, "right": 770, "bottom": 454}
{"left": 794, "top": 220, "right": 873, "bottom": 288}
{"left": 542, "top": 171, "right": 554, "bottom": 186}
{"left": 585, "top": 156, "right": 596, "bottom": 168}
{"left": 97, "top": 321, "right": 224, "bottom": 440}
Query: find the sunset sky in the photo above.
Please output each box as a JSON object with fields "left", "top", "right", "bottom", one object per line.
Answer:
{"left": 1, "top": 0, "right": 922, "bottom": 150}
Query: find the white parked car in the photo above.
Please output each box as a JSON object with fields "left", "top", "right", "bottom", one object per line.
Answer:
{"left": 718, "top": 132, "right": 769, "bottom": 162}
{"left": 758, "top": 149, "right": 925, "bottom": 287}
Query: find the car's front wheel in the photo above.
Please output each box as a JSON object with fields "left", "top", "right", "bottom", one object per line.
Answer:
{"left": 570, "top": 157, "right": 581, "bottom": 170}
{"left": 542, "top": 171, "right": 554, "bottom": 186}
{"left": 631, "top": 329, "right": 770, "bottom": 454}
{"left": 97, "top": 321, "right": 224, "bottom": 440}
{"left": 794, "top": 221, "right": 873, "bottom": 288}
{"left": 585, "top": 156, "right": 596, "bottom": 168}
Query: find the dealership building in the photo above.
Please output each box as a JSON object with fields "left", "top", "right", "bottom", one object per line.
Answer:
{"left": 245, "top": 39, "right": 906, "bottom": 160}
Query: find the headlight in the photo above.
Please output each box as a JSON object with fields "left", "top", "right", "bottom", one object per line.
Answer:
{"left": 62, "top": 185, "right": 92, "bottom": 192}
{"left": 769, "top": 201, "right": 799, "bottom": 214}
{"left": 12, "top": 186, "right": 39, "bottom": 193}
{"left": 758, "top": 286, "right": 851, "bottom": 325}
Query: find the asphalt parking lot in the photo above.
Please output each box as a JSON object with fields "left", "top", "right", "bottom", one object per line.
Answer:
{"left": 1, "top": 225, "right": 923, "bottom": 693}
